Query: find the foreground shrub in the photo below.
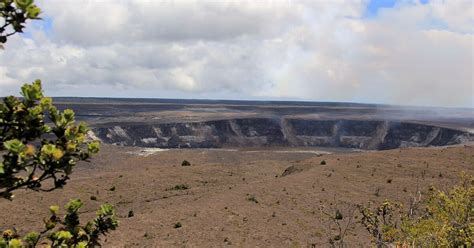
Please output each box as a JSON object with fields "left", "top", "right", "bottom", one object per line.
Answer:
{"left": 359, "top": 200, "right": 401, "bottom": 246}
{"left": 399, "top": 174, "right": 473, "bottom": 247}
{"left": 1, "top": 4, "right": 118, "bottom": 247}
{"left": 0, "top": 80, "right": 118, "bottom": 247}
{"left": 0, "top": 0, "right": 41, "bottom": 46}
{"left": 359, "top": 174, "right": 473, "bottom": 247}
{"left": 0, "top": 199, "right": 118, "bottom": 247}
{"left": 0, "top": 80, "right": 100, "bottom": 199}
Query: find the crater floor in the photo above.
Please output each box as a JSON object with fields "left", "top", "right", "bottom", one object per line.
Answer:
{"left": 1, "top": 144, "right": 473, "bottom": 247}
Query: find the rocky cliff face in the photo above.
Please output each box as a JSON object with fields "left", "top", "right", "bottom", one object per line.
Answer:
{"left": 93, "top": 118, "right": 471, "bottom": 150}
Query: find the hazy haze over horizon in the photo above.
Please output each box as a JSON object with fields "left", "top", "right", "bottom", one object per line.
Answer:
{"left": 0, "top": 0, "right": 473, "bottom": 108}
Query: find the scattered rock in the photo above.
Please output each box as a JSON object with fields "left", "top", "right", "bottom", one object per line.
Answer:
{"left": 181, "top": 160, "right": 191, "bottom": 166}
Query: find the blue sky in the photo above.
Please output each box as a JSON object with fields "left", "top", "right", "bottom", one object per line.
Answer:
{"left": 366, "top": 0, "right": 398, "bottom": 17}
{"left": 365, "top": 0, "right": 429, "bottom": 17}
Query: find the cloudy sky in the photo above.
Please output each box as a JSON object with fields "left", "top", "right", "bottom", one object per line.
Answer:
{"left": 1, "top": 0, "right": 473, "bottom": 108}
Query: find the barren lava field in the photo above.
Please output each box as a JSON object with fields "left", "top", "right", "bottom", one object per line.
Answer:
{"left": 1, "top": 144, "right": 473, "bottom": 247}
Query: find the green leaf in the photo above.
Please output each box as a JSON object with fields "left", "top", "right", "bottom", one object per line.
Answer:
{"left": 88, "top": 141, "right": 100, "bottom": 154}
{"left": 23, "top": 232, "right": 39, "bottom": 245}
{"left": 49, "top": 205, "right": 59, "bottom": 214}
{"left": 28, "top": 105, "right": 42, "bottom": 116}
{"left": 26, "top": 4, "right": 41, "bottom": 19}
{"left": 0, "top": 163, "right": 4, "bottom": 174}
{"left": 48, "top": 106, "right": 60, "bottom": 123}
{"left": 65, "top": 199, "right": 83, "bottom": 213}
{"left": 63, "top": 109, "right": 75, "bottom": 123}
{"left": 41, "top": 124, "right": 52, "bottom": 133}
{"left": 20, "top": 80, "right": 43, "bottom": 103}
{"left": 8, "top": 239, "right": 22, "bottom": 248}
{"left": 44, "top": 219, "right": 56, "bottom": 230}
{"left": 3, "top": 139, "right": 25, "bottom": 153}
{"left": 0, "top": 238, "right": 7, "bottom": 248}
{"left": 40, "top": 144, "right": 56, "bottom": 156}
{"left": 78, "top": 122, "right": 88, "bottom": 133}
{"left": 97, "top": 203, "right": 115, "bottom": 216}
{"left": 54, "top": 230, "right": 72, "bottom": 241}
{"left": 39, "top": 97, "right": 52, "bottom": 109}
{"left": 39, "top": 144, "right": 63, "bottom": 160}
{"left": 75, "top": 241, "right": 88, "bottom": 248}
{"left": 14, "top": 0, "right": 33, "bottom": 9}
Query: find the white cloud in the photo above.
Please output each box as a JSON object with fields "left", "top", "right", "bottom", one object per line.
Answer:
{"left": 0, "top": 0, "right": 472, "bottom": 108}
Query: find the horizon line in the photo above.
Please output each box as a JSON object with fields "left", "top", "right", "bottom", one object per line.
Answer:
{"left": 46, "top": 96, "right": 474, "bottom": 110}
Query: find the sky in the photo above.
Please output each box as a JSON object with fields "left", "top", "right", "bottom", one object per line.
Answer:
{"left": 0, "top": 0, "right": 473, "bottom": 108}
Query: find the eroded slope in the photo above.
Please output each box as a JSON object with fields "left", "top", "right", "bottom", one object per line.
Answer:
{"left": 94, "top": 118, "right": 471, "bottom": 150}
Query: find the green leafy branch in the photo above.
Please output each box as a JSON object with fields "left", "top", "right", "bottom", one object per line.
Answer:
{"left": 0, "top": 199, "right": 118, "bottom": 247}
{"left": 0, "top": 80, "right": 100, "bottom": 199}
{"left": 358, "top": 174, "right": 474, "bottom": 247}
{"left": 0, "top": 0, "right": 41, "bottom": 45}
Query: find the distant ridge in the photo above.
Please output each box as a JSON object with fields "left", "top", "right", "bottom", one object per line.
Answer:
{"left": 51, "top": 97, "right": 445, "bottom": 109}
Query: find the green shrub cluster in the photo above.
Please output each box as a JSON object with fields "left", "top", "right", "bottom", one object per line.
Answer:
{"left": 359, "top": 174, "right": 474, "bottom": 247}
{"left": 0, "top": 80, "right": 100, "bottom": 199}
{"left": 399, "top": 175, "right": 473, "bottom": 247}
{"left": 0, "top": 81, "right": 119, "bottom": 247}
{"left": 0, "top": 2, "right": 118, "bottom": 247}
{"left": 0, "top": 199, "right": 118, "bottom": 247}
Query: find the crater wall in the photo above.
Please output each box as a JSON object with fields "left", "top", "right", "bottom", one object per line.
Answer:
{"left": 93, "top": 118, "right": 471, "bottom": 150}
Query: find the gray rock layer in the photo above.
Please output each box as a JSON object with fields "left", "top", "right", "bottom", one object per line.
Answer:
{"left": 93, "top": 118, "right": 471, "bottom": 150}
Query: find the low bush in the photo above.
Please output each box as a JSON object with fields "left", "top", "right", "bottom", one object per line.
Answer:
{"left": 359, "top": 174, "right": 473, "bottom": 247}
{"left": 0, "top": 199, "right": 118, "bottom": 247}
{"left": 168, "top": 184, "right": 190, "bottom": 191}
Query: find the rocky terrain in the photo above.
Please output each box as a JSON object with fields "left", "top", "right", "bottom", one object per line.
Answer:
{"left": 53, "top": 98, "right": 474, "bottom": 150}
{"left": 94, "top": 118, "right": 470, "bottom": 150}
{"left": 1, "top": 144, "right": 472, "bottom": 247}
{"left": 1, "top": 98, "right": 473, "bottom": 247}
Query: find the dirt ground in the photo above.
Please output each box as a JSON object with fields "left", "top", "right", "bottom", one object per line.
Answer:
{"left": 1, "top": 144, "right": 473, "bottom": 247}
